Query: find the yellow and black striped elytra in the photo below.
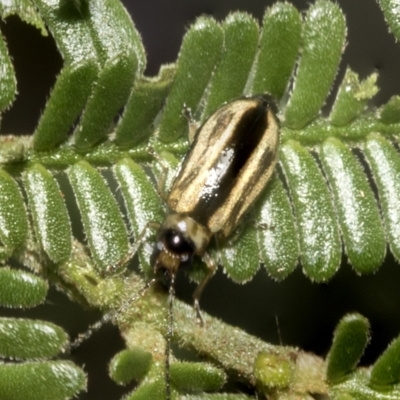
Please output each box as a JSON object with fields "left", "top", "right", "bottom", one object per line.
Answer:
{"left": 152, "top": 94, "right": 280, "bottom": 311}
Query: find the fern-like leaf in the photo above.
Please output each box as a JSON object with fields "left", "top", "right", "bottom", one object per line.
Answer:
{"left": 0, "top": 0, "right": 400, "bottom": 399}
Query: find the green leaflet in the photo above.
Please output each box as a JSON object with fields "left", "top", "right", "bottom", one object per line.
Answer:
{"left": 280, "top": 140, "right": 341, "bottom": 281}
{"left": 0, "top": 169, "right": 27, "bottom": 256}
{"left": 33, "top": 0, "right": 145, "bottom": 151}
{"left": 68, "top": 160, "right": 129, "bottom": 272}
{"left": 32, "top": 0, "right": 99, "bottom": 150}
{"left": 378, "top": 95, "right": 400, "bottom": 124}
{"left": 320, "top": 138, "right": 386, "bottom": 273}
{"left": 202, "top": 12, "right": 259, "bottom": 118}
{"left": 370, "top": 336, "right": 400, "bottom": 389}
{"left": 0, "top": 317, "right": 68, "bottom": 359}
{"left": 124, "top": 379, "right": 166, "bottom": 400}
{"left": 0, "top": 361, "right": 86, "bottom": 400}
{"left": 377, "top": 0, "right": 400, "bottom": 42}
{"left": 73, "top": 0, "right": 144, "bottom": 150}
{"left": 326, "top": 313, "right": 370, "bottom": 384}
{"left": 23, "top": 164, "right": 72, "bottom": 263}
{"left": 113, "top": 158, "right": 164, "bottom": 276}
{"left": 255, "top": 174, "right": 299, "bottom": 280}
{"left": 284, "top": 0, "right": 346, "bottom": 129}
{"left": 0, "top": 268, "right": 48, "bottom": 308}
{"left": 221, "top": 222, "right": 260, "bottom": 283}
{"left": 363, "top": 133, "right": 400, "bottom": 262}
{"left": 0, "top": 0, "right": 46, "bottom": 35}
{"left": 0, "top": 26, "right": 16, "bottom": 113}
{"left": 158, "top": 16, "right": 224, "bottom": 142}
{"left": 109, "top": 347, "right": 152, "bottom": 385}
{"left": 251, "top": 2, "right": 301, "bottom": 99}
{"left": 115, "top": 65, "right": 175, "bottom": 148}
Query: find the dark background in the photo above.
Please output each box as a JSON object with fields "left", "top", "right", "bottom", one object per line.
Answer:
{"left": 1, "top": 0, "right": 400, "bottom": 398}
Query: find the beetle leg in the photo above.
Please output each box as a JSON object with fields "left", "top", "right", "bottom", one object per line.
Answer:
{"left": 193, "top": 252, "right": 217, "bottom": 326}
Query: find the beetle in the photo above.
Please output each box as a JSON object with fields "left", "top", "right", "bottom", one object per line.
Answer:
{"left": 151, "top": 94, "right": 280, "bottom": 320}
{"left": 68, "top": 94, "right": 280, "bottom": 400}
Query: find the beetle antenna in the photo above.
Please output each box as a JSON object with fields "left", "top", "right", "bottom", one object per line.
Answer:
{"left": 165, "top": 273, "right": 175, "bottom": 400}
{"left": 275, "top": 315, "right": 283, "bottom": 346}
{"left": 67, "top": 278, "right": 156, "bottom": 352}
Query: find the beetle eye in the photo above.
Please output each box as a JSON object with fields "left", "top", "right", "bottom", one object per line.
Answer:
{"left": 164, "top": 230, "right": 194, "bottom": 254}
